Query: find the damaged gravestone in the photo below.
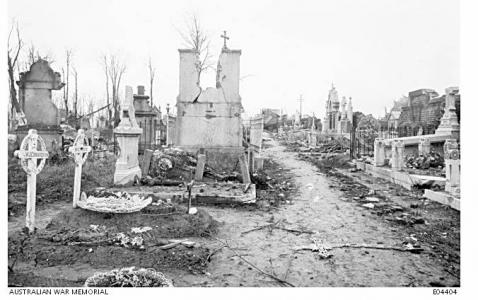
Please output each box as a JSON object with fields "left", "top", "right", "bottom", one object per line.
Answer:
{"left": 14, "top": 129, "right": 49, "bottom": 233}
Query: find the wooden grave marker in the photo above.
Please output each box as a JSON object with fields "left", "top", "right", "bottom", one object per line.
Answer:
{"left": 69, "top": 129, "right": 92, "bottom": 208}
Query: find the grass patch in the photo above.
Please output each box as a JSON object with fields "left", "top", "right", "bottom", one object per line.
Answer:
{"left": 8, "top": 155, "right": 116, "bottom": 215}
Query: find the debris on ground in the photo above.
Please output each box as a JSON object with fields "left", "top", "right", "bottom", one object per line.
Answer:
{"left": 405, "top": 151, "right": 444, "bottom": 170}
{"left": 145, "top": 148, "right": 242, "bottom": 184}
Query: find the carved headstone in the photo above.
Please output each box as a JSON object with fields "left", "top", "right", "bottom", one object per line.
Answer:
{"left": 444, "top": 139, "right": 460, "bottom": 196}
{"left": 113, "top": 86, "right": 143, "bottom": 185}
{"left": 436, "top": 87, "right": 460, "bottom": 138}
{"left": 16, "top": 60, "right": 64, "bottom": 151}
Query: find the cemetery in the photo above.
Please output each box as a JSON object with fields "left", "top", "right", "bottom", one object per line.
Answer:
{"left": 6, "top": 2, "right": 462, "bottom": 289}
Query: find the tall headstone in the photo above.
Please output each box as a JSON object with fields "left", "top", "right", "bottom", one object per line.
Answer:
{"left": 113, "top": 86, "right": 143, "bottom": 185}
{"left": 374, "top": 138, "right": 385, "bottom": 166}
{"left": 444, "top": 139, "right": 460, "bottom": 196}
{"left": 391, "top": 140, "right": 404, "bottom": 171}
{"left": 16, "top": 59, "right": 64, "bottom": 151}
{"left": 14, "top": 129, "right": 49, "bottom": 233}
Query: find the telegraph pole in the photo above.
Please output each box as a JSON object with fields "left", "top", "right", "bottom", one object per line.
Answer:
{"left": 298, "top": 94, "right": 304, "bottom": 120}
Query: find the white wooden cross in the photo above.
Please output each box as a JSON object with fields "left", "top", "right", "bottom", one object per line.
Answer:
{"left": 14, "top": 129, "right": 49, "bottom": 233}
{"left": 69, "top": 129, "right": 92, "bottom": 208}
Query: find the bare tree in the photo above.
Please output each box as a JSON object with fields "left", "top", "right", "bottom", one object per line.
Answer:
{"left": 148, "top": 57, "right": 156, "bottom": 107}
{"left": 72, "top": 67, "right": 78, "bottom": 118}
{"left": 178, "top": 15, "right": 213, "bottom": 85}
{"left": 101, "top": 55, "right": 111, "bottom": 123}
{"left": 7, "top": 20, "right": 24, "bottom": 126}
{"left": 24, "top": 43, "right": 55, "bottom": 67}
{"left": 64, "top": 49, "right": 73, "bottom": 117}
{"left": 107, "top": 55, "right": 126, "bottom": 126}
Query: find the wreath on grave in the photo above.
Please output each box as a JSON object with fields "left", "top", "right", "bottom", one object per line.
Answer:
{"left": 77, "top": 191, "right": 152, "bottom": 213}
{"left": 84, "top": 267, "right": 173, "bottom": 287}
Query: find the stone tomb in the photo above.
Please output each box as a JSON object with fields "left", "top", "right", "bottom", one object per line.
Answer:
{"left": 133, "top": 85, "right": 160, "bottom": 153}
{"left": 16, "top": 59, "right": 65, "bottom": 151}
{"left": 113, "top": 86, "right": 143, "bottom": 185}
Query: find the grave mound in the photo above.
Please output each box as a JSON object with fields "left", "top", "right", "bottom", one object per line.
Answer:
{"left": 8, "top": 205, "right": 218, "bottom": 287}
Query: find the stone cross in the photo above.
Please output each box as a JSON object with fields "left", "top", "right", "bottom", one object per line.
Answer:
{"left": 221, "top": 30, "right": 230, "bottom": 49}
{"left": 69, "top": 129, "right": 92, "bottom": 208}
{"left": 14, "top": 129, "right": 49, "bottom": 233}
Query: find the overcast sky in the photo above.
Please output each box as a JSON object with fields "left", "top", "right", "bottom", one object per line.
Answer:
{"left": 8, "top": 0, "right": 459, "bottom": 118}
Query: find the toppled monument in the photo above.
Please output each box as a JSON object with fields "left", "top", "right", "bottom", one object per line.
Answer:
{"left": 16, "top": 59, "right": 65, "bottom": 151}
{"left": 173, "top": 36, "right": 247, "bottom": 178}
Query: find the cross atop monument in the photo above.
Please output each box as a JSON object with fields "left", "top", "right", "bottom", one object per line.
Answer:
{"left": 221, "top": 30, "right": 230, "bottom": 49}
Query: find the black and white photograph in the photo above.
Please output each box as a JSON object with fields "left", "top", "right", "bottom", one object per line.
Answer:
{"left": 2, "top": 0, "right": 476, "bottom": 297}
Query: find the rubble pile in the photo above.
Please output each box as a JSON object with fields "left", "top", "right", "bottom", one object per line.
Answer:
{"left": 251, "top": 160, "right": 295, "bottom": 207}
{"left": 313, "top": 138, "right": 349, "bottom": 153}
{"left": 142, "top": 148, "right": 241, "bottom": 185}
{"left": 405, "top": 151, "right": 444, "bottom": 170}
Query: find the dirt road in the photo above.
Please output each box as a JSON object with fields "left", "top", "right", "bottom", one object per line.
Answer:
{"left": 176, "top": 139, "right": 458, "bottom": 287}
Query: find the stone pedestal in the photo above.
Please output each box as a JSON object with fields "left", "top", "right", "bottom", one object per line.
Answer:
{"left": 391, "top": 140, "right": 404, "bottom": 171}
{"left": 418, "top": 138, "right": 431, "bottom": 155}
{"left": 374, "top": 138, "right": 385, "bottom": 166}
{"left": 444, "top": 139, "right": 460, "bottom": 196}
{"left": 113, "top": 86, "right": 143, "bottom": 186}
{"left": 114, "top": 129, "right": 142, "bottom": 185}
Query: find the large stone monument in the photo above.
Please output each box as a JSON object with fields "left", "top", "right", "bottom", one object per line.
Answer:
{"left": 174, "top": 32, "right": 246, "bottom": 175}
{"left": 113, "top": 86, "right": 143, "bottom": 185}
{"left": 16, "top": 59, "right": 65, "bottom": 151}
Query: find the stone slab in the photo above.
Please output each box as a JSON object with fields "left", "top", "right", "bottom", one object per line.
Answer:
{"left": 107, "top": 182, "right": 256, "bottom": 204}
{"left": 355, "top": 162, "right": 446, "bottom": 191}
{"left": 424, "top": 189, "right": 460, "bottom": 211}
